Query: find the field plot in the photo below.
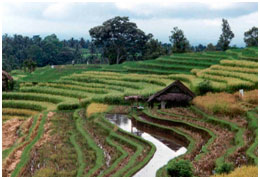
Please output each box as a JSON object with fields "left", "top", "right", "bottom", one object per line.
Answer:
{"left": 2, "top": 47, "right": 258, "bottom": 177}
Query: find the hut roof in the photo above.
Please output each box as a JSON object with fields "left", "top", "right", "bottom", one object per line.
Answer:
{"left": 2, "top": 70, "right": 13, "bottom": 81}
{"left": 157, "top": 93, "right": 192, "bottom": 102}
{"left": 147, "top": 80, "right": 195, "bottom": 103}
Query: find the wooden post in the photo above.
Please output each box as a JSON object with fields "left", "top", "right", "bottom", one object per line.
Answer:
{"left": 161, "top": 101, "right": 166, "bottom": 109}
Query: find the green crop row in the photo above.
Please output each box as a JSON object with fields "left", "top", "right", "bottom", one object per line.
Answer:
{"left": 2, "top": 108, "right": 38, "bottom": 117}
{"left": 2, "top": 113, "right": 39, "bottom": 161}
{"left": 124, "top": 66, "right": 178, "bottom": 75}
{"left": 72, "top": 72, "right": 167, "bottom": 86}
{"left": 11, "top": 112, "right": 47, "bottom": 177}
{"left": 2, "top": 92, "right": 64, "bottom": 104}
{"left": 210, "top": 65, "right": 258, "bottom": 74}
{"left": 37, "top": 82, "right": 109, "bottom": 94}
{"left": 204, "top": 69, "right": 258, "bottom": 84}
{"left": 168, "top": 55, "right": 222, "bottom": 62}
{"left": 73, "top": 109, "right": 104, "bottom": 177}
{"left": 138, "top": 61, "right": 202, "bottom": 72}
{"left": 98, "top": 115, "right": 156, "bottom": 177}
{"left": 190, "top": 106, "right": 245, "bottom": 174}
{"left": 156, "top": 110, "right": 216, "bottom": 161}
{"left": 57, "top": 80, "right": 125, "bottom": 92}
{"left": 196, "top": 72, "right": 255, "bottom": 91}
{"left": 128, "top": 112, "right": 195, "bottom": 177}
{"left": 220, "top": 60, "right": 258, "bottom": 68}
{"left": 63, "top": 76, "right": 142, "bottom": 90}
{"left": 156, "top": 58, "right": 216, "bottom": 67}
{"left": 20, "top": 86, "right": 86, "bottom": 98}
{"left": 92, "top": 118, "right": 134, "bottom": 177}
{"left": 246, "top": 109, "right": 258, "bottom": 165}
{"left": 2, "top": 100, "right": 46, "bottom": 111}
{"left": 69, "top": 134, "right": 86, "bottom": 177}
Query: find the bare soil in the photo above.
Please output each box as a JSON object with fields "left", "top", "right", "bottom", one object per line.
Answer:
{"left": 2, "top": 114, "right": 43, "bottom": 177}
{"left": 2, "top": 118, "right": 24, "bottom": 150}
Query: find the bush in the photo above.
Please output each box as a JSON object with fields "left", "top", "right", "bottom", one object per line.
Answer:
{"left": 167, "top": 159, "right": 193, "bottom": 177}
{"left": 197, "top": 80, "right": 213, "bottom": 95}
{"left": 215, "top": 162, "right": 234, "bottom": 174}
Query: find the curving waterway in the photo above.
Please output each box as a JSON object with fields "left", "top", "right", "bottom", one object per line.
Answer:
{"left": 106, "top": 114, "right": 187, "bottom": 177}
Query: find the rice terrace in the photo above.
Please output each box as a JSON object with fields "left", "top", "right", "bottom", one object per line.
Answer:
{"left": 2, "top": 2, "right": 258, "bottom": 177}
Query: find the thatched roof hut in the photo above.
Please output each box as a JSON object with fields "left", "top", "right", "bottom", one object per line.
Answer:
{"left": 2, "top": 70, "right": 13, "bottom": 91}
{"left": 148, "top": 80, "right": 195, "bottom": 108}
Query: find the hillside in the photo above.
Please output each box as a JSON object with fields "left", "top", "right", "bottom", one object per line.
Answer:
{"left": 3, "top": 47, "right": 258, "bottom": 177}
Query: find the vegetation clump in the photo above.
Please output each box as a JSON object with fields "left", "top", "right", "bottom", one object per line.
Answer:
{"left": 167, "top": 159, "right": 194, "bottom": 177}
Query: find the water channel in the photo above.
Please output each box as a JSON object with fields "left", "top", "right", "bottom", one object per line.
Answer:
{"left": 105, "top": 114, "right": 187, "bottom": 177}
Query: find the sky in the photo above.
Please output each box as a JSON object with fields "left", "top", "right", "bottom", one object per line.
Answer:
{"left": 1, "top": 1, "right": 258, "bottom": 47}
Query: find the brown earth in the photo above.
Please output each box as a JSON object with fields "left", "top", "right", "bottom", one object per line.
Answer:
{"left": 2, "top": 114, "right": 43, "bottom": 177}
{"left": 2, "top": 118, "right": 25, "bottom": 150}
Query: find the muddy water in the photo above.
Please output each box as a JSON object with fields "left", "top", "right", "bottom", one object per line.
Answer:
{"left": 105, "top": 114, "right": 187, "bottom": 177}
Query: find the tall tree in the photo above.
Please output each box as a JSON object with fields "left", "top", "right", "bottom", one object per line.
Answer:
{"left": 169, "top": 27, "right": 190, "bottom": 53}
{"left": 217, "top": 19, "right": 234, "bottom": 51}
{"left": 89, "top": 16, "right": 150, "bottom": 64}
{"left": 244, "top": 26, "right": 258, "bottom": 47}
{"left": 205, "top": 43, "right": 216, "bottom": 51}
{"left": 144, "top": 37, "right": 167, "bottom": 59}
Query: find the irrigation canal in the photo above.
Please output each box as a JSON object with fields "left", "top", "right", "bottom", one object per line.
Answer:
{"left": 106, "top": 114, "right": 187, "bottom": 177}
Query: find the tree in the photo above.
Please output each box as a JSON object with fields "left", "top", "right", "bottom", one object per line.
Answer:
{"left": 244, "top": 27, "right": 258, "bottom": 47}
{"left": 194, "top": 44, "right": 206, "bottom": 52}
{"left": 23, "top": 59, "right": 37, "bottom": 73}
{"left": 169, "top": 27, "right": 190, "bottom": 53}
{"left": 205, "top": 43, "right": 216, "bottom": 51}
{"left": 217, "top": 19, "right": 234, "bottom": 51}
{"left": 143, "top": 37, "right": 167, "bottom": 60}
{"left": 89, "top": 16, "right": 150, "bottom": 64}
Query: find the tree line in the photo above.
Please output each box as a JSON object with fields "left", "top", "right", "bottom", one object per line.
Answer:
{"left": 2, "top": 16, "right": 258, "bottom": 71}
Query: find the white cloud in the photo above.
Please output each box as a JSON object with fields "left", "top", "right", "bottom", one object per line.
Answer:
{"left": 43, "top": 3, "right": 72, "bottom": 20}
{"left": 203, "top": 2, "right": 234, "bottom": 10}
{"left": 1, "top": 2, "right": 258, "bottom": 46}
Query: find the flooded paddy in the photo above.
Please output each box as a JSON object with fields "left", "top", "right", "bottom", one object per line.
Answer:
{"left": 105, "top": 114, "right": 187, "bottom": 177}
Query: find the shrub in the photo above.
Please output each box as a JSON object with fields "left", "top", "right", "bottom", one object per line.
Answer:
{"left": 167, "top": 159, "right": 193, "bottom": 177}
{"left": 197, "top": 80, "right": 212, "bottom": 95}
{"left": 215, "top": 162, "right": 234, "bottom": 174}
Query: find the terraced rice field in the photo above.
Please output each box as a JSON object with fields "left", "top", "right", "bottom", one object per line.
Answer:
{"left": 3, "top": 47, "right": 258, "bottom": 177}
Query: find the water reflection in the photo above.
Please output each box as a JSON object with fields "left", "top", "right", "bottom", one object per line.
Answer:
{"left": 105, "top": 114, "right": 187, "bottom": 177}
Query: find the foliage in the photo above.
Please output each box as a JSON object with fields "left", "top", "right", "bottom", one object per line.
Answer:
{"left": 244, "top": 27, "right": 258, "bottom": 47}
{"left": 23, "top": 59, "right": 37, "bottom": 73}
{"left": 2, "top": 34, "right": 89, "bottom": 72}
{"left": 215, "top": 162, "right": 234, "bottom": 174}
{"left": 143, "top": 38, "right": 168, "bottom": 60}
{"left": 169, "top": 27, "right": 190, "bottom": 53}
{"left": 197, "top": 80, "right": 212, "bottom": 95}
{"left": 89, "top": 16, "right": 151, "bottom": 64}
{"left": 167, "top": 159, "right": 193, "bottom": 177}
{"left": 217, "top": 19, "right": 234, "bottom": 51}
{"left": 205, "top": 43, "right": 216, "bottom": 51}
